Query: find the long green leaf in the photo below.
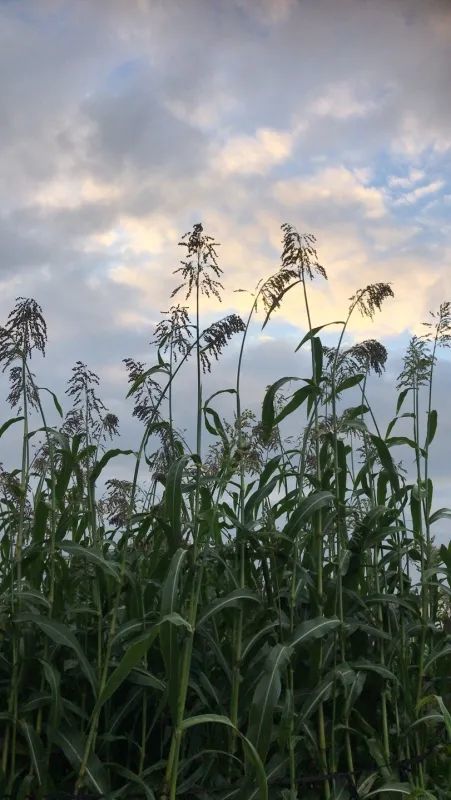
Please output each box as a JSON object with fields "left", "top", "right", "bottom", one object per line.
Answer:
{"left": 89, "top": 448, "right": 134, "bottom": 486}
{"left": 295, "top": 321, "right": 344, "bottom": 351}
{"left": 58, "top": 540, "right": 120, "bottom": 579}
{"left": 261, "top": 377, "right": 299, "bottom": 443}
{"left": 165, "top": 456, "right": 191, "bottom": 550}
{"left": 197, "top": 588, "right": 259, "bottom": 627}
{"left": 52, "top": 726, "right": 110, "bottom": 795}
{"left": 290, "top": 616, "right": 340, "bottom": 649}
{"left": 426, "top": 409, "right": 438, "bottom": 447}
{"left": 19, "top": 721, "right": 46, "bottom": 786}
{"left": 17, "top": 614, "right": 97, "bottom": 694}
{"left": 365, "top": 783, "right": 413, "bottom": 797}
{"left": 40, "top": 659, "right": 61, "bottom": 730}
{"left": 160, "top": 547, "right": 189, "bottom": 720}
{"left": 181, "top": 714, "right": 267, "bottom": 800}
{"left": 247, "top": 643, "right": 291, "bottom": 761}
{"left": 274, "top": 384, "right": 318, "bottom": 427}
{"left": 0, "top": 416, "right": 24, "bottom": 439}
{"left": 95, "top": 627, "right": 160, "bottom": 710}
{"left": 284, "top": 492, "right": 334, "bottom": 538}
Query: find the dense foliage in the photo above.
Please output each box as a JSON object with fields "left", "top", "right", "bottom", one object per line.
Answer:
{"left": 0, "top": 224, "right": 450, "bottom": 800}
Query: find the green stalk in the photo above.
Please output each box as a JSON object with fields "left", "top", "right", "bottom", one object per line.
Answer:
{"left": 75, "top": 552, "right": 127, "bottom": 793}
{"left": 8, "top": 353, "right": 30, "bottom": 783}
{"left": 162, "top": 253, "right": 207, "bottom": 798}
{"left": 301, "top": 279, "right": 330, "bottom": 799}
{"left": 165, "top": 564, "right": 204, "bottom": 800}
{"left": 229, "top": 292, "right": 256, "bottom": 755}
{"left": 423, "top": 325, "right": 439, "bottom": 624}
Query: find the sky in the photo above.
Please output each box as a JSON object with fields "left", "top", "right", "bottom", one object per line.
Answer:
{"left": 0, "top": 0, "right": 450, "bottom": 520}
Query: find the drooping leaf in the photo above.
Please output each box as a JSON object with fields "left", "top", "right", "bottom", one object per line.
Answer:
{"left": 311, "top": 336, "right": 323, "bottom": 385}
{"left": 181, "top": 714, "right": 267, "bottom": 800}
{"left": 295, "top": 321, "right": 344, "bottom": 352}
{"left": 126, "top": 364, "right": 169, "bottom": 398}
{"left": 370, "top": 434, "right": 399, "bottom": 491}
{"left": 0, "top": 416, "right": 24, "bottom": 439}
{"left": 290, "top": 616, "right": 340, "bottom": 649}
{"left": 95, "top": 627, "right": 160, "bottom": 711}
{"left": 19, "top": 721, "right": 46, "bottom": 786}
{"left": 37, "top": 386, "right": 64, "bottom": 418}
{"left": 284, "top": 492, "right": 334, "bottom": 539}
{"left": 335, "top": 373, "right": 365, "bottom": 394}
{"left": 160, "top": 547, "right": 189, "bottom": 720}
{"left": 164, "top": 456, "right": 191, "bottom": 551}
{"left": 365, "top": 783, "right": 413, "bottom": 797}
{"left": 40, "top": 659, "right": 61, "bottom": 730}
{"left": 261, "top": 377, "right": 300, "bottom": 443}
{"left": 52, "top": 725, "right": 110, "bottom": 795}
{"left": 426, "top": 409, "right": 438, "bottom": 447}
{"left": 247, "top": 643, "right": 292, "bottom": 761}
{"left": 274, "top": 383, "right": 319, "bottom": 428}
{"left": 89, "top": 448, "right": 134, "bottom": 486}
{"left": 197, "top": 588, "right": 260, "bottom": 627}
{"left": 58, "top": 541, "right": 120, "bottom": 579}
{"left": 17, "top": 614, "right": 97, "bottom": 694}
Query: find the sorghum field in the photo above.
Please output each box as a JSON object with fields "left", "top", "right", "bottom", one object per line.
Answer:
{"left": 0, "top": 224, "right": 450, "bottom": 800}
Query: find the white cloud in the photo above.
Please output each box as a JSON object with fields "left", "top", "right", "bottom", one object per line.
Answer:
{"left": 310, "top": 82, "right": 376, "bottom": 120}
{"left": 274, "top": 166, "right": 386, "bottom": 219}
{"left": 34, "top": 177, "right": 119, "bottom": 210}
{"left": 395, "top": 179, "right": 445, "bottom": 205}
{"left": 392, "top": 113, "right": 451, "bottom": 157}
{"left": 366, "top": 224, "right": 421, "bottom": 253}
{"left": 165, "top": 91, "right": 237, "bottom": 131}
{"left": 388, "top": 168, "right": 425, "bottom": 189}
{"left": 214, "top": 128, "right": 295, "bottom": 176}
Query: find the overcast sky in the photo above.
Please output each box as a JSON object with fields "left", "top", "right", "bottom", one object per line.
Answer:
{"left": 0, "top": 0, "right": 450, "bottom": 522}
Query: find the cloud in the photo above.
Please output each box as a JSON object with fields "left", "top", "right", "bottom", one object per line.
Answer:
{"left": 274, "top": 166, "right": 387, "bottom": 219}
{"left": 392, "top": 113, "right": 451, "bottom": 158}
{"left": 394, "top": 179, "right": 445, "bottom": 205}
{"left": 310, "top": 81, "right": 377, "bottom": 120}
{"left": 388, "top": 168, "right": 425, "bottom": 189}
{"left": 214, "top": 128, "right": 296, "bottom": 175}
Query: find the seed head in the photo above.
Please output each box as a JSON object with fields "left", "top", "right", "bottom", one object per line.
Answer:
{"left": 349, "top": 283, "right": 394, "bottom": 319}
{"left": 200, "top": 313, "right": 246, "bottom": 373}
{"left": 65, "top": 361, "right": 117, "bottom": 446}
{"left": 62, "top": 407, "right": 85, "bottom": 437}
{"left": 100, "top": 478, "right": 134, "bottom": 528}
{"left": 259, "top": 267, "right": 299, "bottom": 320}
{"left": 422, "top": 301, "right": 451, "bottom": 348}
{"left": 171, "top": 223, "right": 224, "bottom": 302}
{"left": 280, "top": 224, "right": 327, "bottom": 282}
{"left": 347, "top": 339, "right": 388, "bottom": 376}
{"left": 257, "top": 224, "right": 326, "bottom": 325}
{"left": 0, "top": 297, "right": 47, "bottom": 410}
{"left": 123, "top": 357, "right": 163, "bottom": 424}
{"left": 102, "top": 412, "right": 120, "bottom": 439}
{"left": 397, "top": 336, "right": 433, "bottom": 389}
{"left": 0, "top": 297, "right": 47, "bottom": 365}
{"left": 152, "top": 304, "right": 193, "bottom": 362}
{"left": 5, "top": 364, "right": 39, "bottom": 410}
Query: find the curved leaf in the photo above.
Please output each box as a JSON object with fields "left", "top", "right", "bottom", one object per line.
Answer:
{"left": 52, "top": 725, "right": 110, "bottom": 795}
{"left": 19, "top": 721, "right": 46, "bottom": 786}
{"left": 17, "top": 614, "right": 96, "bottom": 694}
{"left": 181, "top": 714, "right": 267, "bottom": 800}
{"left": 247, "top": 643, "right": 291, "bottom": 761}
{"left": 197, "top": 588, "right": 259, "bottom": 627}
{"left": 58, "top": 540, "right": 120, "bottom": 579}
